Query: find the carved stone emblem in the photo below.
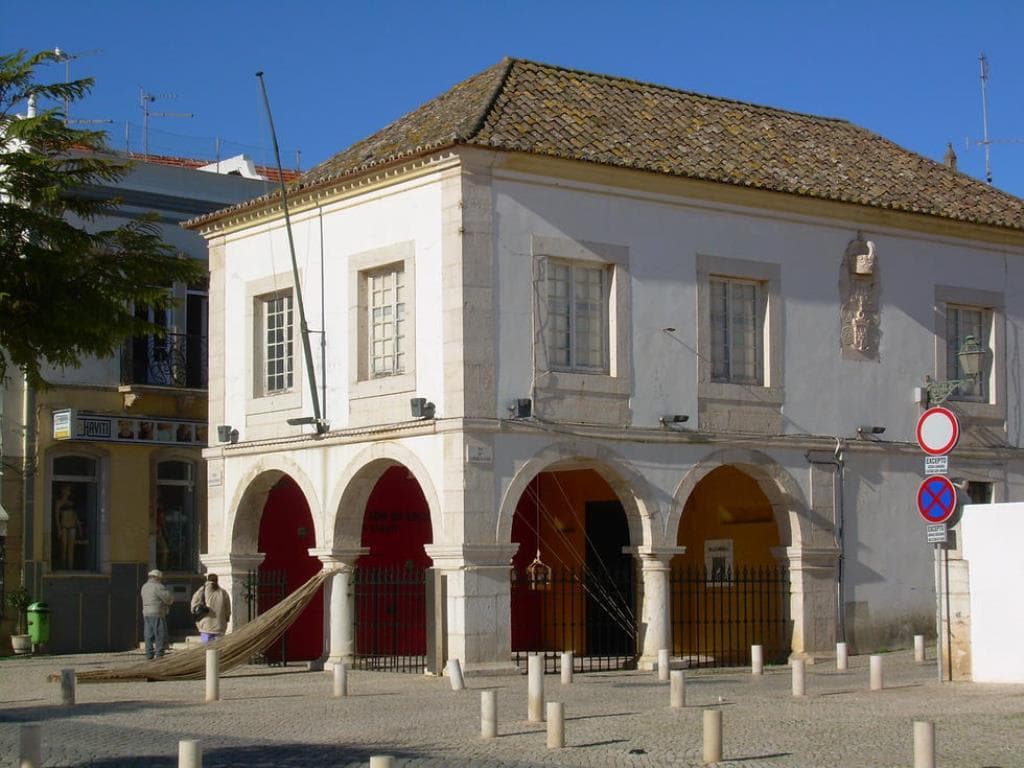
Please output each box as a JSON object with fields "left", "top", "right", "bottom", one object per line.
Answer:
{"left": 840, "top": 238, "right": 881, "bottom": 360}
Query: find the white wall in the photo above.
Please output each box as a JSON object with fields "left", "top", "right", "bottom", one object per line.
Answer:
{"left": 962, "top": 502, "right": 1024, "bottom": 683}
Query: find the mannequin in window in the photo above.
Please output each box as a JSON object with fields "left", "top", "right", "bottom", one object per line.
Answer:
{"left": 54, "top": 484, "right": 81, "bottom": 569}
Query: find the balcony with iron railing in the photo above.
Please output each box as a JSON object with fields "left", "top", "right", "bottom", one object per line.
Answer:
{"left": 121, "top": 333, "right": 208, "bottom": 389}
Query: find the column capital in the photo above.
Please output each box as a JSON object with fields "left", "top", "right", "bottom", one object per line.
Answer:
{"left": 308, "top": 547, "right": 369, "bottom": 569}
{"left": 772, "top": 546, "right": 841, "bottom": 570}
{"left": 629, "top": 546, "right": 687, "bottom": 566}
{"left": 200, "top": 552, "right": 265, "bottom": 574}
{"left": 424, "top": 543, "right": 520, "bottom": 570}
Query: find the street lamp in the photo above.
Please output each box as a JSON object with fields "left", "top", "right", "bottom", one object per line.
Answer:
{"left": 924, "top": 335, "right": 986, "bottom": 407}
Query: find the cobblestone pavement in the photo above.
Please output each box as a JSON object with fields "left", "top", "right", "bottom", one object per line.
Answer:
{"left": 2, "top": 648, "right": 1023, "bottom": 767}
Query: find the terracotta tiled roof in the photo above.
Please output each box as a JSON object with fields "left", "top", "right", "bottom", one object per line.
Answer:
{"left": 131, "top": 152, "right": 301, "bottom": 182}
{"left": 300, "top": 58, "right": 1024, "bottom": 231}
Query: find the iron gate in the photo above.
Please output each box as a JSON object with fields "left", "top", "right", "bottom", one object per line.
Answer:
{"left": 351, "top": 562, "right": 427, "bottom": 673}
{"left": 244, "top": 568, "right": 288, "bottom": 666}
{"left": 511, "top": 563, "right": 637, "bottom": 673}
{"left": 670, "top": 563, "right": 789, "bottom": 668}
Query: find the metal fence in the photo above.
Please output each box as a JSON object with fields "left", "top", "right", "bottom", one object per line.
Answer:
{"left": 351, "top": 562, "right": 427, "bottom": 673}
{"left": 670, "top": 563, "right": 789, "bottom": 668}
{"left": 121, "top": 333, "right": 208, "bottom": 389}
{"left": 244, "top": 568, "right": 288, "bottom": 666}
{"left": 511, "top": 563, "right": 637, "bottom": 673}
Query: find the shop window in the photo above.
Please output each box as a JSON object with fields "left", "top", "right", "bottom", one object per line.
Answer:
{"left": 155, "top": 460, "right": 197, "bottom": 573}
{"left": 51, "top": 455, "right": 99, "bottom": 572}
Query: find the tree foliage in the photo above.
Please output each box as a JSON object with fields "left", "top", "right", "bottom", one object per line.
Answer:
{"left": 0, "top": 49, "right": 205, "bottom": 386}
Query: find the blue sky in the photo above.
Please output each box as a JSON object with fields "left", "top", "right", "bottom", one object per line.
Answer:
{"left": 6, "top": 1, "right": 1024, "bottom": 198}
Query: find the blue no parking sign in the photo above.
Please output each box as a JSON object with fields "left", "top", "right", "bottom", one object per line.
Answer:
{"left": 916, "top": 476, "right": 958, "bottom": 524}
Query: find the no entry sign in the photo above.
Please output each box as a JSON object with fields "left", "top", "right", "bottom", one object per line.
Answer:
{"left": 916, "top": 407, "right": 960, "bottom": 456}
{"left": 917, "top": 476, "right": 958, "bottom": 524}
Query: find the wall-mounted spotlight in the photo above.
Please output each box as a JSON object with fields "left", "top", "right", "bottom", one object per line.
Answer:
{"left": 216, "top": 425, "right": 239, "bottom": 444}
{"left": 659, "top": 414, "right": 689, "bottom": 429}
{"left": 410, "top": 397, "right": 436, "bottom": 420}
{"left": 508, "top": 398, "right": 532, "bottom": 419}
{"left": 856, "top": 425, "right": 886, "bottom": 439}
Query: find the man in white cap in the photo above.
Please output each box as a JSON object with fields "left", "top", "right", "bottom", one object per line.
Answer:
{"left": 141, "top": 569, "right": 174, "bottom": 659}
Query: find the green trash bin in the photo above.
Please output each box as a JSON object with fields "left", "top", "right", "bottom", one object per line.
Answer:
{"left": 27, "top": 602, "right": 50, "bottom": 646}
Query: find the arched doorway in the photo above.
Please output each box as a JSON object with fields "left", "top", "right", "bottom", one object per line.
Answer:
{"left": 671, "top": 465, "right": 788, "bottom": 667}
{"left": 256, "top": 475, "right": 323, "bottom": 662}
{"left": 511, "top": 469, "right": 636, "bottom": 671}
{"left": 353, "top": 465, "right": 433, "bottom": 672}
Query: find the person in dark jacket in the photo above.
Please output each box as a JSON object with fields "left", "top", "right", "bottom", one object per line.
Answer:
{"left": 140, "top": 569, "right": 174, "bottom": 659}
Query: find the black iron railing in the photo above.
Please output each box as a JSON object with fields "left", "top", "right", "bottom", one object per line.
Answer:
{"left": 244, "top": 568, "right": 288, "bottom": 666}
{"left": 351, "top": 562, "right": 427, "bottom": 673}
{"left": 121, "top": 333, "right": 208, "bottom": 388}
{"left": 670, "top": 563, "right": 789, "bottom": 668}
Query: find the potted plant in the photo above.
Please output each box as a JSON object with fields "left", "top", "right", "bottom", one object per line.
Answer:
{"left": 7, "top": 585, "right": 32, "bottom": 654}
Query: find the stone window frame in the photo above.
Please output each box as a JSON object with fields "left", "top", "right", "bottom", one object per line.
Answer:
{"left": 349, "top": 241, "right": 417, "bottom": 400}
{"left": 697, "top": 254, "right": 783, "bottom": 405}
{"left": 934, "top": 285, "right": 1004, "bottom": 420}
{"left": 246, "top": 271, "right": 302, "bottom": 416}
{"left": 531, "top": 235, "right": 632, "bottom": 416}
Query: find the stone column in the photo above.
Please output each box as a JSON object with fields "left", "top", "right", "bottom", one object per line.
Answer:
{"left": 774, "top": 546, "right": 840, "bottom": 658}
{"left": 635, "top": 546, "right": 685, "bottom": 671}
{"left": 310, "top": 547, "right": 368, "bottom": 669}
{"left": 424, "top": 543, "right": 519, "bottom": 675}
{"left": 199, "top": 552, "right": 265, "bottom": 631}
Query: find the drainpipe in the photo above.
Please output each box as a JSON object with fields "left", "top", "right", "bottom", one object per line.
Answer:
{"left": 805, "top": 438, "right": 846, "bottom": 644}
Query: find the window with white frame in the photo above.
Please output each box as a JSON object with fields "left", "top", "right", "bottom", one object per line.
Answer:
{"left": 257, "top": 290, "right": 294, "bottom": 395}
{"left": 945, "top": 303, "right": 989, "bottom": 401}
{"left": 546, "top": 259, "right": 610, "bottom": 373}
{"left": 51, "top": 455, "right": 99, "bottom": 572}
{"left": 709, "top": 276, "right": 764, "bottom": 385}
{"left": 368, "top": 264, "right": 406, "bottom": 378}
{"left": 155, "top": 460, "right": 197, "bottom": 573}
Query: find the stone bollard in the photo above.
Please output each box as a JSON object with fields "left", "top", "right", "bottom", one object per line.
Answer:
{"left": 914, "top": 634, "right": 925, "bottom": 663}
{"left": 670, "top": 670, "right": 686, "bottom": 708}
{"left": 60, "top": 668, "right": 76, "bottom": 706}
{"left": 913, "top": 720, "right": 935, "bottom": 768}
{"left": 702, "top": 709, "right": 722, "bottom": 764}
{"left": 481, "top": 690, "right": 498, "bottom": 739}
{"left": 368, "top": 757, "right": 394, "bottom": 768}
{"left": 205, "top": 648, "right": 220, "bottom": 702}
{"left": 870, "top": 654, "right": 884, "bottom": 691}
{"left": 528, "top": 653, "right": 545, "bottom": 722}
{"left": 333, "top": 662, "right": 348, "bottom": 698}
{"left": 546, "top": 702, "right": 564, "bottom": 749}
{"left": 19, "top": 723, "right": 42, "bottom": 768}
{"left": 178, "top": 739, "right": 201, "bottom": 768}
{"left": 447, "top": 658, "right": 465, "bottom": 691}
{"left": 836, "top": 642, "right": 848, "bottom": 671}
{"left": 658, "top": 648, "right": 670, "bottom": 682}
{"left": 791, "top": 659, "right": 806, "bottom": 697}
{"left": 751, "top": 644, "right": 764, "bottom": 676}
{"left": 560, "top": 651, "right": 573, "bottom": 685}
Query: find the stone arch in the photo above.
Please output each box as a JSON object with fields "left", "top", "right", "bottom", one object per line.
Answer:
{"left": 665, "top": 448, "right": 808, "bottom": 549}
{"left": 496, "top": 441, "right": 659, "bottom": 549}
{"left": 228, "top": 457, "right": 321, "bottom": 555}
{"left": 327, "top": 442, "right": 443, "bottom": 551}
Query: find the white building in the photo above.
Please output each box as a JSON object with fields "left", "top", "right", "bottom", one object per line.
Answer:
{"left": 186, "top": 59, "right": 1024, "bottom": 677}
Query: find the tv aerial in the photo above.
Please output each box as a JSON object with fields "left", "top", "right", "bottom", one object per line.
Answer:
{"left": 966, "top": 53, "right": 1024, "bottom": 185}
{"left": 139, "top": 88, "right": 194, "bottom": 157}
{"left": 52, "top": 47, "right": 111, "bottom": 127}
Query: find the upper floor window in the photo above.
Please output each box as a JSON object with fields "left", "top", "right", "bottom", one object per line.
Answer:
{"left": 258, "top": 290, "right": 294, "bottom": 396}
{"left": 547, "top": 259, "right": 609, "bottom": 373}
{"left": 945, "top": 303, "right": 990, "bottom": 402}
{"left": 126, "top": 282, "right": 208, "bottom": 389}
{"left": 710, "top": 276, "right": 764, "bottom": 385}
{"left": 368, "top": 264, "right": 406, "bottom": 378}
{"left": 51, "top": 455, "right": 99, "bottom": 572}
{"left": 155, "top": 460, "right": 197, "bottom": 573}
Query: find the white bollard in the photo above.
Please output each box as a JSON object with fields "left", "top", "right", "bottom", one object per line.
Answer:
{"left": 19, "top": 724, "right": 42, "bottom": 768}
{"left": 481, "top": 690, "right": 497, "bottom": 739}
{"left": 333, "top": 662, "right": 348, "bottom": 697}
{"left": 447, "top": 658, "right": 465, "bottom": 691}
{"left": 178, "top": 739, "right": 201, "bottom": 768}
{"left": 560, "top": 651, "right": 573, "bottom": 685}
{"left": 205, "top": 648, "right": 220, "bottom": 702}
{"left": 751, "top": 644, "right": 764, "bottom": 676}
{"left": 368, "top": 757, "right": 394, "bottom": 768}
{"left": 913, "top": 720, "right": 935, "bottom": 768}
{"left": 836, "top": 642, "right": 848, "bottom": 671}
{"left": 702, "top": 709, "right": 722, "bottom": 763}
{"left": 658, "top": 648, "right": 670, "bottom": 682}
{"left": 914, "top": 634, "right": 925, "bottom": 663}
{"left": 60, "top": 668, "right": 76, "bottom": 705}
{"left": 870, "top": 654, "right": 884, "bottom": 691}
{"left": 791, "top": 658, "right": 806, "bottom": 697}
{"left": 670, "top": 669, "right": 686, "bottom": 708}
{"left": 546, "top": 701, "right": 564, "bottom": 749}
{"left": 528, "top": 653, "right": 545, "bottom": 722}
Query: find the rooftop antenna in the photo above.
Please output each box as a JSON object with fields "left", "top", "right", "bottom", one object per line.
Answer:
{"left": 966, "top": 53, "right": 1024, "bottom": 186}
{"left": 139, "top": 88, "right": 194, "bottom": 157}
{"left": 52, "top": 47, "right": 111, "bottom": 127}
